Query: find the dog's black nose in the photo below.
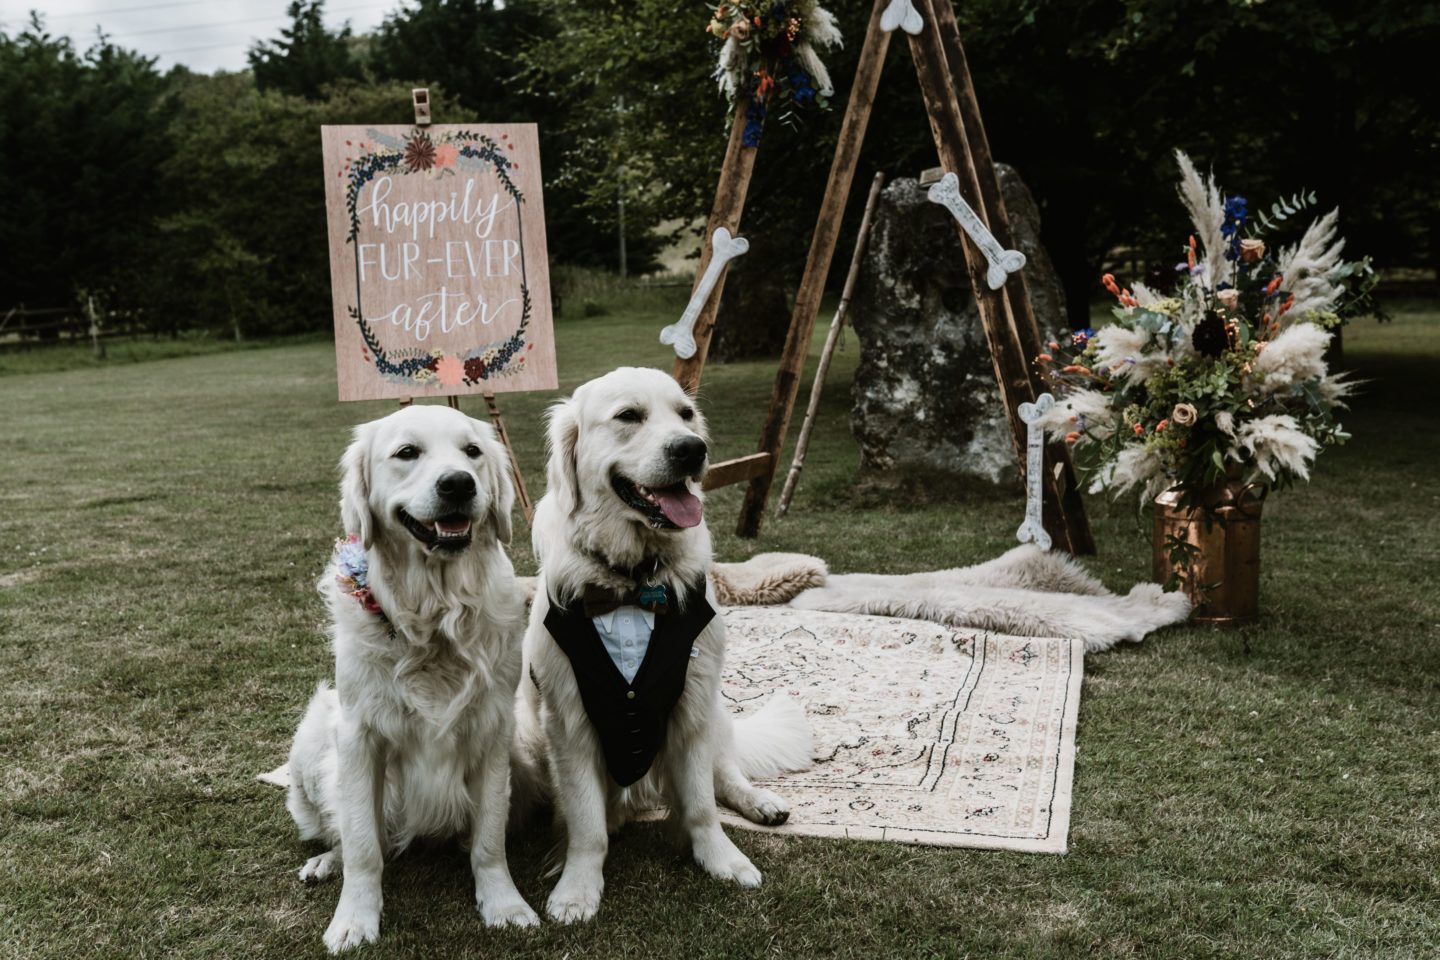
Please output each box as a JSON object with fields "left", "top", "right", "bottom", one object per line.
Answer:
{"left": 436, "top": 471, "right": 476, "bottom": 502}
{"left": 666, "top": 435, "right": 708, "bottom": 473}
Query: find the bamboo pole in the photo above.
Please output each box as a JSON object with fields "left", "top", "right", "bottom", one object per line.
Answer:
{"left": 735, "top": 0, "right": 893, "bottom": 537}
{"left": 775, "top": 171, "right": 886, "bottom": 518}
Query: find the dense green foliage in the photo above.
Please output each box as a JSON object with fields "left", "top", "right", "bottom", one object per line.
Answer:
{"left": 1, "top": 0, "right": 1435, "bottom": 337}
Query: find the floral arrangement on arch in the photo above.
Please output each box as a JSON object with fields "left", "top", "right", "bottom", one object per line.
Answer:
{"left": 707, "top": 0, "right": 842, "bottom": 145}
{"left": 1037, "top": 150, "right": 1374, "bottom": 506}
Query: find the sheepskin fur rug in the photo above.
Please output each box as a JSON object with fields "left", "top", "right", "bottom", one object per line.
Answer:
{"left": 788, "top": 545, "right": 1191, "bottom": 653}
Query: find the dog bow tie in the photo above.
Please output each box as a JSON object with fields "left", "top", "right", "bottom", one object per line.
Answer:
{"left": 583, "top": 583, "right": 669, "bottom": 618}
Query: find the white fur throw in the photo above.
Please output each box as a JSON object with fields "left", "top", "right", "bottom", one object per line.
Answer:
{"left": 789, "top": 545, "right": 1191, "bottom": 653}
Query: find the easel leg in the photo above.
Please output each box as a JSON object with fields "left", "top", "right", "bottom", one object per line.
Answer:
{"left": 482, "top": 393, "right": 534, "bottom": 526}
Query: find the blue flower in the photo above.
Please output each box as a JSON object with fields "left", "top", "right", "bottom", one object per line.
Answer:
{"left": 743, "top": 97, "right": 766, "bottom": 147}
{"left": 1221, "top": 195, "right": 1248, "bottom": 261}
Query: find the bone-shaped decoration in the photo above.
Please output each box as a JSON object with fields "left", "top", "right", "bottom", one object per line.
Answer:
{"left": 926, "top": 172, "right": 1026, "bottom": 290}
{"left": 1015, "top": 393, "right": 1055, "bottom": 551}
{"left": 880, "top": 0, "right": 923, "bottom": 34}
{"left": 660, "top": 227, "right": 749, "bottom": 359}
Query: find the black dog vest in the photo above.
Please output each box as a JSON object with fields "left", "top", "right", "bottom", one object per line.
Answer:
{"left": 543, "top": 577, "right": 714, "bottom": 787}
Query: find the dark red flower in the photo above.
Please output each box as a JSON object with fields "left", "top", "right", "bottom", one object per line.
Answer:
{"left": 404, "top": 133, "right": 437, "bottom": 171}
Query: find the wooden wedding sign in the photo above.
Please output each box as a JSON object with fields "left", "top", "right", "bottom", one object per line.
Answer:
{"left": 321, "top": 123, "right": 556, "bottom": 402}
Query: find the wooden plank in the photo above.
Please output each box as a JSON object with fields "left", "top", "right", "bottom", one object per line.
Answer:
{"left": 932, "top": 0, "right": 1094, "bottom": 553}
{"left": 672, "top": 95, "right": 762, "bottom": 394}
{"left": 702, "top": 452, "right": 771, "bottom": 491}
{"left": 734, "top": 0, "right": 893, "bottom": 537}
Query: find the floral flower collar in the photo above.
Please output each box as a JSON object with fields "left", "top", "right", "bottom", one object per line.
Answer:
{"left": 334, "top": 534, "right": 386, "bottom": 619}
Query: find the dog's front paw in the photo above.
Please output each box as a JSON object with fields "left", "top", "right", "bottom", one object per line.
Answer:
{"left": 545, "top": 877, "right": 602, "bottom": 924}
{"left": 736, "top": 788, "right": 790, "bottom": 827}
{"left": 299, "top": 850, "right": 340, "bottom": 883}
{"left": 693, "top": 832, "right": 762, "bottom": 888}
{"left": 479, "top": 894, "right": 540, "bottom": 929}
{"left": 323, "top": 904, "right": 380, "bottom": 953}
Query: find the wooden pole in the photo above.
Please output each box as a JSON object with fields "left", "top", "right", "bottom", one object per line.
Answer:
{"left": 931, "top": 0, "right": 1093, "bottom": 553}
{"left": 735, "top": 0, "right": 893, "bottom": 537}
{"left": 775, "top": 171, "right": 886, "bottom": 518}
{"left": 672, "top": 94, "right": 762, "bottom": 394}
{"left": 901, "top": 0, "right": 1088, "bottom": 552}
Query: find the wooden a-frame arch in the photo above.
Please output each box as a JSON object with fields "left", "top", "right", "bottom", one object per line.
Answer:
{"left": 676, "top": 0, "right": 1094, "bottom": 554}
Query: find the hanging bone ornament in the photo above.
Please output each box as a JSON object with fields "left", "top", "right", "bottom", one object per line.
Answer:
{"left": 926, "top": 172, "right": 1026, "bottom": 290}
{"left": 660, "top": 226, "right": 750, "bottom": 360}
{"left": 1015, "top": 393, "right": 1055, "bottom": 551}
{"left": 880, "top": 0, "right": 923, "bottom": 35}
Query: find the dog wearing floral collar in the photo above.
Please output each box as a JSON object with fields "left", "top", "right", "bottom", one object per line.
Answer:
{"left": 283, "top": 404, "right": 536, "bottom": 952}
{"left": 513, "top": 367, "right": 813, "bottom": 923}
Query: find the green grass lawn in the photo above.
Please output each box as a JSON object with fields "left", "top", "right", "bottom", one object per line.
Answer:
{"left": 2, "top": 294, "right": 1437, "bottom": 959}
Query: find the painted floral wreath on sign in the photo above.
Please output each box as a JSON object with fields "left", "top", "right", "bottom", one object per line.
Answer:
{"left": 338, "top": 128, "right": 534, "bottom": 388}
{"left": 708, "top": 0, "right": 842, "bottom": 145}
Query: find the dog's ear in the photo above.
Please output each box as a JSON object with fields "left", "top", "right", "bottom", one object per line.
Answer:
{"left": 339, "top": 424, "right": 374, "bottom": 548}
{"left": 544, "top": 397, "right": 581, "bottom": 514}
{"left": 475, "top": 420, "right": 515, "bottom": 546}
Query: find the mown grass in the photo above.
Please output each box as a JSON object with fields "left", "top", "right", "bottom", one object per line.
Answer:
{"left": 1, "top": 292, "right": 1437, "bottom": 959}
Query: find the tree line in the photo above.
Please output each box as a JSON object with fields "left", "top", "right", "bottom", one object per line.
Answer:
{"left": 1, "top": 0, "right": 1434, "bottom": 342}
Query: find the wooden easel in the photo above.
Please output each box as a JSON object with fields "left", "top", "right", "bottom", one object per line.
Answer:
{"left": 403, "top": 89, "right": 535, "bottom": 525}
{"left": 671, "top": 0, "right": 1093, "bottom": 553}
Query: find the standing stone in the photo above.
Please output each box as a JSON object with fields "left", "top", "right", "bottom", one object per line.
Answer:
{"left": 850, "top": 165, "right": 1066, "bottom": 489}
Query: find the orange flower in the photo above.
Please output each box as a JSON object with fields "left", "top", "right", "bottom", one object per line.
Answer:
{"left": 1037, "top": 353, "right": 1053, "bottom": 362}
{"left": 1133, "top": 423, "right": 1144, "bottom": 436}
{"left": 1265, "top": 275, "right": 1284, "bottom": 296}
{"left": 435, "top": 354, "right": 464, "bottom": 387}
{"left": 1065, "top": 432, "right": 1081, "bottom": 443}
{"left": 1102, "top": 273, "right": 1121, "bottom": 296}
{"left": 1278, "top": 293, "right": 1296, "bottom": 316}
{"left": 1156, "top": 419, "right": 1169, "bottom": 431}
{"left": 1049, "top": 340, "right": 1060, "bottom": 350}
{"left": 433, "top": 142, "right": 459, "bottom": 169}
{"left": 1062, "top": 364, "right": 1092, "bottom": 375}
{"left": 1187, "top": 235, "right": 1197, "bottom": 269}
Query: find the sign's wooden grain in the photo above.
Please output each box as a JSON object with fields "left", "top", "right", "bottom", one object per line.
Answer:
{"left": 321, "top": 124, "right": 556, "bottom": 402}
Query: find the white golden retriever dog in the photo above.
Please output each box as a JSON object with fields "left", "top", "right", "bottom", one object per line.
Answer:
{"left": 515, "top": 367, "right": 812, "bottom": 923}
{"left": 285, "top": 404, "right": 538, "bottom": 952}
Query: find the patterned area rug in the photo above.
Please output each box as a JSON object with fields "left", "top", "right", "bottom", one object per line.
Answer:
{"left": 712, "top": 606, "right": 1084, "bottom": 853}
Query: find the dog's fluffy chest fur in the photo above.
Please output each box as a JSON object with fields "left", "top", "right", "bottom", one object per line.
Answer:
{"left": 325, "top": 556, "right": 524, "bottom": 740}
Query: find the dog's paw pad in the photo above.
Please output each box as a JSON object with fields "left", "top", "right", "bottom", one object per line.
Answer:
{"left": 480, "top": 898, "right": 540, "bottom": 929}
{"left": 323, "top": 909, "right": 380, "bottom": 953}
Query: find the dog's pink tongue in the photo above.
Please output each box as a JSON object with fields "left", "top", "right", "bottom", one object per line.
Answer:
{"left": 654, "top": 487, "right": 703, "bottom": 528}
